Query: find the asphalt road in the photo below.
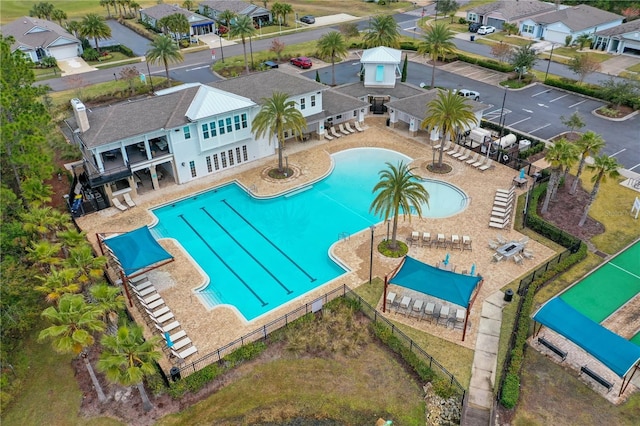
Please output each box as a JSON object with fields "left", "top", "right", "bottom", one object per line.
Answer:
{"left": 44, "top": 13, "right": 639, "bottom": 170}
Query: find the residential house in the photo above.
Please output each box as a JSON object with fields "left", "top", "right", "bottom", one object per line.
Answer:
{"left": 466, "top": 0, "right": 557, "bottom": 30}
{"left": 519, "top": 4, "right": 623, "bottom": 45}
{"left": 1, "top": 16, "right": 82, "bottom": 62}
{"left": 594, "top": 17, "right": 640, "bottom": 55}
{"left": 198, "top": 0, "right": 272, "bottom": 27}
{"left": 359, "top": 46, "right": 402, "bottom": 89}
{"left": 139, "top": 4, "right": 215, "bottom": 38}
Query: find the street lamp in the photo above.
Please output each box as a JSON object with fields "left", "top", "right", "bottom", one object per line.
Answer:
{"left": 369, "top": 225, "right": 375, "bottom": 284}
{"left": 113, "top": 73, "right": 117, "bottom": 82}
{"left": 544, "top": 43, "right": 555, "bottom": 81}
{"left": 249, "top": 35, "right": 254, "bottom": 70}
{"left": 219, "top": 32, "right": 225, "bottom": 63}
{"left": 498, "top": 85, "right": 508, "bottom": 140}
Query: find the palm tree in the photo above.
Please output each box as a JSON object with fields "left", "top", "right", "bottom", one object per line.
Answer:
{"left": 64, "top": 244, "right": 107, "bottom": 286}
{"left": 21, "top": 206, "right": 69, "bottom": 240}
{"left": 317, "top": 31, "right": 348, "bottom": 86}
{"left": 79, "top": 13, "right": 112, "bottom": 53}
{"left": 57, "top": 229, "right": 88, "bottom": 255}
{"left": 97, "top": 324, "right": 162, "bottom": 412}
{"left": 26, "top": 240, "right": 62, "bottom": 272}
{"left": 540, "top": 139, "right": 571, "bottom": 214}
{"left": 369, "top": 162, "right": 430, "bottom": 250}
{"left": 39, "top": 293, "right": 107, "bottom": 402}
{"left": 418, "top": 22, "right": 456, "bottom": 89}
{"left": 570, "top": 131, "right": 605, "bottom": 195}
{"left": 557, "top": 142, "right": 579, "bottom": 200}
{"left": 182, "top": 0, "right": 194, "bottom": 11}
{"left": 51, "top": 9, "right": 67, "bottom": 26}
{"left": 145, "top": 35, "right": 184, "bottom": 88}
{"left": 218, "top": 9, "right": 236, "bottom": 36}
{"left": 252, "top": 92, "right": 306, "bottom": 173}
{"left": 35, "top": 268, "right": 81, "bottom": 303}
{"left": 280, "top": 3, "right": 293, "bottom": 25}
{"left": 67, "top": 20, "right": 81, "bottom": 38}
{"left": 420, "top": 90, "right": 478, "bottom": 168}
{"left": 363, "top": 15, "right": 400, "bottom": 48}
{"left": 578, "top": 155, "right": 620, "bottom": 227}
{"left": 229, "top": 15, "right": 257, "bottom": 75}
{"left": 89, "top": 283, "right": 125, "bottom": 332}
{"left": 100, "top": 0, "right": 114, "bottom": 18}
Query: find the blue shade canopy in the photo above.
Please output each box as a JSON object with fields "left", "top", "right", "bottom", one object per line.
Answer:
{"left": 533, "top": 297, "right": 640, "bottom": 378}
{"left": 104, "top": 226, "right": 173, "bottom": 276}
{"left": 389, "top": 256, "right": 481, "bottom": 307}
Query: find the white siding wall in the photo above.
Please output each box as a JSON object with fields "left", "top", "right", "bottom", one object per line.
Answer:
{"left": 363, "top": 63, "right": 396, "bottom": 88}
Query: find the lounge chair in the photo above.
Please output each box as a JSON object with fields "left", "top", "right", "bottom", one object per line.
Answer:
{"left": 492, "top": 205, "right": 510, "bottom": 213}
{"left": 338, "top": 123, "right": 350, "bottom": 135}
{"left": 494, "top": 198, "right": 514, "bottom": 208}
{"left": 353, "top": 121, "right": 364, "bottom": 132}
{"left": 446, "top": 144, "right": 460, "bottom": 156}
{"left": 451, "top": 234, "right": 461, "bottom": 250}
{"left": 479, "top": 158, "right": 494, "bottom": 171}
{"left": 129, "top": 274, "right": 148, "bottom": 284}
{"left": 112, "top": 197, "right": 128, "bottom": 211}
{"left": 462, "top": 235, "right": 472, "bottom": 251}
{"left": 436, "top": 233, "right": 447, "bottom": 249}
{"left": 497, "top": 186, "right": 516, "bottom": 195}
{"left": 454, "top": 309, "right": 466, "bottom": 330}
{"left": 162, "top": 329, "right": 187, "bottom": 343}
{"left": 131, "top": 280, "right": 153, "bottom": 292}
{"left": 457, "top": 148, "right": 470, "bottom": 161}
{"left": 138, "top": 292, "right": 162, "bottom": 305}
{"left": 153, "top": 311, "right": 175, "bottom": 324}
{"left": 472, "top": 156, "right": 487, "bottom": 168}
{"left": 490, "top": 215, "right": 510, "bottom": 224}
{"left": 410, "top": 231, "right": 420, "bottom": 246}
{"left": 491, "top": 209, "right": 512, "bottom": 218}
{"left": 386, "top": 292, "right": 397, "bottom": 307}
{"left": 465, "top": 153, "right": 479, "bottom": 165}
{"left": 411, "top": 299, "right": 424, "bottom": 319}
{"left": 398, "top": 296, "right": 411, "bottom": 315}
{"left": 324, "top": 132, "right": 334, "bottom": 141}
{"left": 496, "top": 233, "right": 507, "bottom": 244}
{"left": 452, "top": 147, "right": 466, "bottom": 159}
{"left": 145, "top": 306, "right": 171, "bottom": 319}
{"left": 132, "top": 285, "right": 156, "bottom": 298}
{"left": 171, "top": 345, "right": 197, "bottom": 361}
{"left": 424, "top": 302, "right": 435, "bottom": 322}
{"left": 489, "top": 219, "right": 510, "bottom": 229}
{"left": 434, "top": 140, "right": 450, "bottom": 151}
{"left": 158, "top": 320, "right": 181, "bottom": 333}
{"left": 438, "top": 305, "right": 450, "bottom": 326}
{"left": 329, "top": 127, "right": 342, "bottom": 138}
{"left": 343, "top": 122, "right": 356, "bottom": 134}
{"left": 171, "top": 337, "right": 192, "bottom": 351}
{"left": 422, "top": 232, "right": 432, "bottom": 247}
{"left": 123, "top": 193, "right": 136, "bottom": 208}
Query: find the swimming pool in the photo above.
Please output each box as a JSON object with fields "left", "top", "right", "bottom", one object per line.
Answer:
{"left": 151, "top": 148, "right": 468, "bottom": 321}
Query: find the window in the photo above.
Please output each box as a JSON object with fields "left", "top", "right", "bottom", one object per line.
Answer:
{"left": 189, "top": 160, "right": 196, "bottom": 177}
{"left": 221, "top": 151, "right": 227, "bottom": 168}
{"left": 210, "top": 120, "right": 217, "bottom": 137}
{"left": 311, "top": 95, "right": 316, "bottom": 107}
{"left": 236, "top": 147, "right": 241, "bottom": 163}
{"left": 242, "top": 145, "right": 248, "bottom": 161}
{"left": 218, "top": 119, "right": 225, "bottom": 135}
{"left": 234, "top": 115, "right": 241, "bottom": 130}
{"left": 225, "top": 117, "right": 232, "bottom": 133}
{"left": 241, "top": 113, "right": 248, "bottom": 128}
{"left": 206, "top": 156, "right": 212, "bottom": 172}
{"left": 300, "top": 98, "right": 306, "bottom": 110}
{"left": 228, "top": 149, "right": 234, "bottom": 166}
{"left": 375, "top": 65, "right": 384, "bottom": 82}
{"left": 202, "top": 123, "right": 209, "bottom": 139}
{"left": 353, "top": 110, "right": 357, "bottom": 117}
{"left": 522, "top": 24, "right": 534, "bottom": 34}
{"left": 213, "top": 154, "right": 220, "bottom": 170}
{"left": 336, "top": 114, "right": 342, "bottom": 119}
{"left": 183, "top": 126, "right": 191, "bottom": 139}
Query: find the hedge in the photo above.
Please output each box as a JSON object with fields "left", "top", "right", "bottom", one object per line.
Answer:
{"left": 103, "top": 44, "right": 135, "bottom": 57}
{"left": 455, "top": 53, "right": 514, "bottom": 73}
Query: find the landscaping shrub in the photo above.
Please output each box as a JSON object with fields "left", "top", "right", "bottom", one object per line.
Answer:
{"left": 518, "top": 141, "right": 545, "bottom": 159}
{"left": 456, "top": 53, "right": 514, "bottom": 73}
{"left": 82, "top": 48, "right": 100, "bottom": 61}
{"left": 458, "top": 17, "right": 468, "bottom": 24}
{"left": 399, "top": 41, "right": 418, "bottom": 51}
{"left": 39, "top": 56, "right": 57, "bottom": 68}
{"left": 544, "top": 77, "right": 601, "bottom": 99}
{"left": 500, "top": 373, "right": 520, "bottom": 409}
{"left": 103, "top": 44, "right": 135, "bottom": 57}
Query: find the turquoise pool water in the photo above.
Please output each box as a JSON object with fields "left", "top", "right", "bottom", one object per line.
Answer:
{"left": 151, "top": 148, "right": 468, "bottom": 321}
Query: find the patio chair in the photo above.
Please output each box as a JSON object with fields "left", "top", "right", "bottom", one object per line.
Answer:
{"left": 158, "top": 320, "right": 181, "bottom": 333}
{"left": 492, "top": 253, "right": 504, "bottom": 262}
{"left": 446, "top": 144, "right": 460, "bottom": 156}
{"left": 465, "top": 153, "right": 480, "bottom": 165}
{"left": 457, "top": 148, "right": 470, "bottom": 161}
{"left": 496, "top": 185, "right": 516, "bottom": 195}
{"left": 496, "top": 233, "right": 508, "bottom": 244}
{"left": 479, "top": 158, "right": 494, "bottom": 171}
{"left": 324, "top": 133, "right": 334, "bottom": 141}
{"left": 422, "top": 232, "right": 432, "bottom": 247}
{"left": 386, "top": 291, "right": 397, "bottom": 307}
{"left": 329, "top": 127, "right": 342, "bottom": 138}
{"left": 131, "top": 280, "right": 153, "bottom": 292}
{"left": 438, "top": 305, "right": 450, "bottom": 326}
{"left": 494, "top": 198, "right": 514, "bottom": 208}
{"left": 123, "top": 193, "right": 136, "bottom": 208}
{"left": 353, "top": 121, "right": 364, "bottom": 132}
{"left": 454, "top": 309, "right": 466, "bottom": 330}
{"left": 112, "top": 197, "right": 128, "bottom": 211}
{"left": 488, "top": 239, "right": 499, "bottom": 250}
{"left": 451, "top": 234, "right": 462, "bottom": 250}
{"left": 162, "top": 329, "right": 187, "bottom": 344}
{"left": 523, "top": 249, "right": 535, "bottom": 259}
{"left": 492, "top": 205, "right": 510, "bottom": 213}
{"left": 490, "top": 215, "right": 510, "bottom": 224}
{"left": 140, "top": 297, "right": 165, "bottom": 311}
{"left": 171, "top": 345, "right": 198, "bottom": 361}
{"left": 472, "top": 156, "right": 486, "bottom": 168}
{"left": 153, "top": 311, "right": 175, "bottom": 325}
{"left": 145, "top": 306, "right": 171, "bottom": 319}
{"left": 489, "top": 219, "right": 510, "bottom": 229}
{"left": 409, "top": 231, "right": 420, "bottom": 246}
{"left": 495, "top": 192, "right": 515, "bottom": 202}
{"left": 436, "top": 233, "right": 447, "bottom": 249}
{"left": 398, "top": 296, "right": 411, "bottom": 315}
{"left": 138, "top": 292, "right": 162, "bottom": 305}
{"left": 171, "top": 337, "right": 192, "bottom": 351}
{"left": 424, "top": 302, "right": 435, "bottom": 322}
{"left": 411, "top": 299, "right": 424, "bottom": 319}
{"left": 344, "top": 122, "right": 356, "bottom": 133}
{"left": 452, "top": 147, "right": 466, "bottom": 159}
{"left": 129, "top": 274, "right": 148, "bottom": 284}
{"left": 519, "top": 236, "right": 530, "bottom": 246}
{"left": 462, "top": 235, "right": 472, "bottom": 251}
{"left": 132, "top": 285, "right": 156, "bottom": 298}
{"left": 338, "top": 123, "right": 350, "bottom": 135}
{"left": 491, "top": 208, "right": 512, "bottom": 219}
{"left": 513, "top": 254, "right": 524, "bottom": 265}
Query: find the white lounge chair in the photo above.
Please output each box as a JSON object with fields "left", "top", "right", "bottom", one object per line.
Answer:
{"left": 353, "top": 121, "right": 364, "bottom": 132}
{"left": 171, "top": 346, "right": 197, "bottom": 360}
{"left": 465, "top": 153, "right": 479, "bottom": 165}
{"left": 479, "top": 158, "right": 493, "bottom": 171}
{"left": 457, "top": 148, "right": 470, "bottom": 161}
{"left": 324, "top": 133, "right": 334, "bottom": 141}
{"left": 140, "top": 297, "right": 165, "bottom": 311}
{"left": 446, "top": 144, "right": 460, "bottom": 156}
{"left": 411, "top": 299, "right": 424, "bottom": 319}
{"left": 329, "top": 127, "right": 342, "bottom": 138}
{"left": 494, "top": 198, "right": 514, "bottom": 208}
{"left": 462, "top": 235, "right": 472, "bottom": 251}
{"left": 422, "top": 232, "right": 432, "bottom": 247}
{"left": 158, "top": 321, "right": 180, "bottom": 333}
{"left": 386, "top": 291, "right": 397, "bottom": 307}
{"left": 491, "top": 208, "right": 512, "bottom": 218}
{"left": 163, "top": 329, "right": 187, "bottom": 343}
{"left": 338, "top": 123, "right": 350, "bottom": 135}
{"left": 123, "top": 193, "right": 136, "bottom": 208}
{"left": 472, "top": 157, "right": 487, "bottom": 168}
{"left": 145, "top": 306, "right": 171, "bottom": 319}
{"left": 112, "top": 197, "right": 127, "bottom": 211}
{"left": 138, "top": 292, "right": 162, "bottom": 305}
{"left": 153, "top": 312, "right": 175, "bottom": 324}
{"left": 171, "top": 337, "right": 192, "bottom": 351}
{"left": 452, "top": 147, "right": 466, "bottom": 159}
{"left": 489, "top": 219, "right": 510, "bottom": 229}
{"left": 497, "top": 186, "right": 516, "bottom": 195}
{"left": 410, "top": 231, "right": 420, "bottom": 246}
{"left": 343, "top": 122, "right": 356, "bottom": 133}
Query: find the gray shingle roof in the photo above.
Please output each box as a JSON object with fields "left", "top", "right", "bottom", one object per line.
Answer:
{"left": 139, "top": 4, "right": 213, "bottom": 23}
{"left": 322, "top": 90, "right": 370, "bottom": 117}
{"left": 470, "top": 1, "right": 556, "bottom": 22}
{"left": 595, "top": 19, "right": 640, "bottom": 37}
{"left": 535, "top": 4, "right": 622, "bottom": 31}
{"left": 1, "top": 16, "right": 79, "bottom": 51}
{"left": 73, "top": 89, "right": 198, "bottom": 149}
{"left": 386, "top": 89, "right": 487, "bottom": 120}
{"left": 199, "top": 0, "right": 269, "bottom": 16}
{"left": 337, "top": 81, "right": 424, "bottom": 100}
{"left": 210, "top": 70, "right": 326, "bottom": 103}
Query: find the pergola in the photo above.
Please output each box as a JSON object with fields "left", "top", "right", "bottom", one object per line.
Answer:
{"left": 383, "top": 256, "right": 484, "bottom": 341}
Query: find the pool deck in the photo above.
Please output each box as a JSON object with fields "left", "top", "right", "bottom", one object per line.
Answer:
{"left": 77, "top": 116, "right": 557, "bottom": 373}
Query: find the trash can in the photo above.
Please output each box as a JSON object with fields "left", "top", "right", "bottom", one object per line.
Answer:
{"left": 386, "top": 118, "right": 390, "bottom": 127}
{"left": 170, "top": 366, "right": 181, "bottom": 382}
{"left": 470, "top": 35, "right": 475, "bottom": 42}
{"left": 504, "top": 289, "right": 514, "bottom": 302}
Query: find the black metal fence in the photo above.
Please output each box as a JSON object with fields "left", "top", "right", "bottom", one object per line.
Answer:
{"left": 515, "top": 246, "right": 575, "bottom": 295}
{"left": 175, "top": 284, "right": 466, "bottom": 403}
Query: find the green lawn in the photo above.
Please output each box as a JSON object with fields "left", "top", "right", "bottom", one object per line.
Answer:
{"left": 484, "top": 33, "right": 532, "bottom": 47}
{"left": 0, "top": 1, "right": 158, "bottom": 23}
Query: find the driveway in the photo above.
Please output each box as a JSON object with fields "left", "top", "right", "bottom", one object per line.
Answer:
{"left": 103, "top": 19, "right": 152, "bottom": 57}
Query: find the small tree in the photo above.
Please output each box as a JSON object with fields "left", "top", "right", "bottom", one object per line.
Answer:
{"left": 575, "top": 33, "right": 592, "bottom": 50}
{"left": 491, "top": 42, "right": 512, "bottom": 63}
{"left": 502, "top": 23, "right": 518, "bottom": 36}
{"left": 570, "top": 131, "right": 605, "bottom": 195}
{"left": 565, "top": 35, "right": 573, "bottom": 47}
{"left": 559, "top": 111, "right": 585, "bottom": 136}
{"left": 338, "top": 22, "right": 360, "bottom": 38}
{"left": 578, "top": 155, "right": 620, "bottom": 227}
{"left": 510, "top": 43, "right": 538, "bottom": 81}
{"left": 269, "top": 38, "right": 285, "bottom": 62}
{"left": 436, "top": 0, "right": 459, "bottom": 23}
{"left": 401, "top": 54, "right": 408, "bottom": 82}
{"left": 598, "top": 79, "right": 640, "bottom": 109}
{"left": 568, "top": 54, "right": 601, "bottom": 84}
{"left": 119, "top": 65, "right": 140, "bottom": 96}
{"left": 315, "top": 70, "right": 321, "bottom": 83}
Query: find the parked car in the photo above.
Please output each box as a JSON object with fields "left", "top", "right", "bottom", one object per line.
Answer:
{"left": 262, "top": 60, "right": 279, "bottom": 69}
{"left": 454, "top": 89, "right": 480, "bottom": 101}
{"left": 290, "top": 56, "right": 312, "bottom": 69}
{"left": 477, "top": 25, "right": 496, "bottom": 35}
{"left": 300, "top": 15, "right": 315, "bottom": 24}
{"left": 468, "top": 22, "right": 482, "bottom": 33}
